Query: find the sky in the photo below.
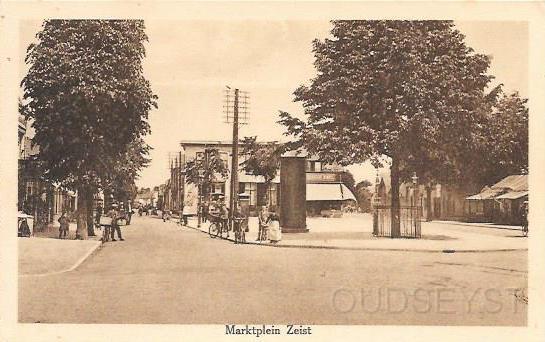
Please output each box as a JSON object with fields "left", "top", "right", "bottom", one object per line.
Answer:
{"left": 19, "top": 20, "right": 528, "bottom": 189}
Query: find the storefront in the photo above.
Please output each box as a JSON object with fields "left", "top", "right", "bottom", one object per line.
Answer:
{"left": 306, "top": 183, "right": 357, "bottom": 216}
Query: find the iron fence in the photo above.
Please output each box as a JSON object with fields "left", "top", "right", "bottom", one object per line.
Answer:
{"left": 373, "top": 205, "right": 422, "bottom": 238}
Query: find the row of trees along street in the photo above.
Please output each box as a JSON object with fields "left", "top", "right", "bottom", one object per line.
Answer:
{"left": 279, "top": 21, "right": 528, "bottom": 237}
{"left": 21, "top": 20, "right": 158, "bottom": 239}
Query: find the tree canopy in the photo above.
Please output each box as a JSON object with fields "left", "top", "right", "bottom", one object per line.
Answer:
{"left": 241, "top": 136, "right": 285, "bottom": 184}
{"left": 473, "top": 91, "right": 528, "bottom": 185}
{"left": 279, "top": 20, "right": 496, "bottom": 236}
{"left": 184, "top": 148, "right": 229, "bottom": 198}
{"left": 280, "top": 21, "right": 492, "bottom": 176}
{"left": 21, "top": 20, "right": 157, "bottom": 191}
{"left": 340, "top": 170, "right": 356, "bottom": 193}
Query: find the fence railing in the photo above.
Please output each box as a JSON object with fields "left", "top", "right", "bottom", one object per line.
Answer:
{"left": 373, "top": 205, "right": 422, "bottom": 238}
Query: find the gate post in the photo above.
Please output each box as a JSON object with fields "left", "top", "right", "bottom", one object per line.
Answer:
{"left": 373, "top": 207, "right": 378, "bottom": 236}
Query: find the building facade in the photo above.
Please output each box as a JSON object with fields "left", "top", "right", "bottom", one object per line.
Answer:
{"left": 163, "top": 140, "right": 357, "bottom": 217}
{"left": 18, "top": 116, "right": 76, "bottom": 230}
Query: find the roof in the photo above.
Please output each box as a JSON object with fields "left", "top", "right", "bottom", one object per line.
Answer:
{"left": 238, "top": 173, "right": 280, "bottom": 183}
{"left": 495, "top": 191, "right": 529, "bottom": 200}
{"left": 306, "top": 183, "right": 356, "bottom": 201}
{"left": 466, "top": 188, "right": 504, "bottom": 200}
{"left": 282, "top": 149, "right": 308, "bottom": 158}
{"left": 180, "top": 140, "right": 279, "bottom": 148}
{"left": 180, "top": 140, "right": 233, "bottom": 148}
{"left": 491, "top": 175, "right": 528, "bottom": 192}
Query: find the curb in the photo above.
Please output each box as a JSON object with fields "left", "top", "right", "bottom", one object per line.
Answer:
{"left": 19, "top": 241, "right": 102, "bottom": 278}
{"left": 181, "top": 223, "right": 527, "bottom": 254}
{"left": 432, "top": 220, "right": 521, "bottom": 231}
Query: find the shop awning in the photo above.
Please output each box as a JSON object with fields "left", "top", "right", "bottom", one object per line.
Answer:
{"left": 306, "top": 183, "right": 356, "bottom": 201}
{"left": 495, "top": 191, "right": 528, "bottom": 200}
{"left": 466, "top": 188, "right": 503, "bottom": 200}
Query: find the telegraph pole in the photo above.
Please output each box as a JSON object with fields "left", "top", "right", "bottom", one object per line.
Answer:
{"left": 224, "top": 86, "right": 249, "bottom": 231}
{"left": 179, "top": 151, "right": 183, "bottom": 218}
{"left": 229, "top": 88, "right": 240, "bottom": 229}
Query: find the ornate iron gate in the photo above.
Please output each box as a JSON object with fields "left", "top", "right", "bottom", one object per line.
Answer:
{"left": 373, "top": 205, "right": 422, "bottom": 238}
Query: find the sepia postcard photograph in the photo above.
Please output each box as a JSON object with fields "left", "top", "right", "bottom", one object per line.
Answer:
{"left": 1, "top": 1, "right": 544, "bottom": 342}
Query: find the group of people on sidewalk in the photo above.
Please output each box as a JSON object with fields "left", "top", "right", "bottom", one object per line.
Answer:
{"left": 163, "top": 195, "right": 282, "bottom": 243}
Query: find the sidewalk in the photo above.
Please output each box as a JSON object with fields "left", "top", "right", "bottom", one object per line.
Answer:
{"left": 19, "top": 222, "right": 102, "bottom": 276}
{"left": 185, "top": 213, "right": 527, "bottom": 252}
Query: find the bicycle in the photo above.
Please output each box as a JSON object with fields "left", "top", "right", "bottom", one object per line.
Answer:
{"left": 208, "top": 214, "right": 222, "bottom": 238}
{"left": 101, "top": 224, "right": 111, "bottom": 242}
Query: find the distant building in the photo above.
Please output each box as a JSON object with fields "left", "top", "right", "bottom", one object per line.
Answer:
{"left": 465, "top": 175, "right": 528, "bottom": 224}
{"left": 371, "top": 172, "right": 479, "bottom": 222}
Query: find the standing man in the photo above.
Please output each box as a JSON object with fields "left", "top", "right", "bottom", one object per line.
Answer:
{"left": 58, "top": 210, "right": 70, "bottom": 239}
{"left": 108, "top": 203, "right": 124, "bottom": 241}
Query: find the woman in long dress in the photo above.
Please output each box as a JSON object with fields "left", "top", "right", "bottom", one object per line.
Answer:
{"left": 268, "top": 211, "right": 281, "bottom": 243}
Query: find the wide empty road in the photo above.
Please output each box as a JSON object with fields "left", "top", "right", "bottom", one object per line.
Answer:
{"left": 19, "top": 216, "right": 527, "bottom": 325}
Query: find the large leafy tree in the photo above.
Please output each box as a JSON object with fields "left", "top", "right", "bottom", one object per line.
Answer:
{"left": 280, "top": 20, "right": 492, "bottom": 237}
{"left": 340, "top": 170, "right": 356, "bottom": 194}
{"left": 184, "top": 148, "right": 229, "bottom": 201}
{"left": 21, "top": 20, "right": 157, "bottom": 239}
{"left": 355, "top": 180, "right": 374, "bottom": 212}
{"left": 241, "top": 136, "right": 285, "bottom": 207}
{"left": 108, "top": 138, "right": 151, "bottom": 206}
{"left": 476, "top": 91, "right": 528, "bottom": 185}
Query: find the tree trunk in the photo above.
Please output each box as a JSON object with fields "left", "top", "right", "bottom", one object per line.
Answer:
{"left": 87, "top": 190, "right": 95, "bottom": 236}
{"left": 425, "top": 185, "right": 433, "bottom": 222}
{"left": 390, "top": 157, "right": 401, "bottom": 238}
{"left": 75, "top": 186, "right": 89, "bottom": 240}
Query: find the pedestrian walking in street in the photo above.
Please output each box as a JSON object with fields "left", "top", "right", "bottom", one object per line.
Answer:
{"left": 108, "top": 204, "right": 124, "bottom": 241}
{"left": 268, "top": 211, "right": 281, "bottom": 243}
{"left": 58, "top": 211, "right": 70, "bottom": 239}
{"left": 126, "top": 203, "right": 133, "bottom": 225}
{"left": 162, "top": 209, "right": 171, "bottom": 222}
{"left": 179, "top": 205, "right": 188, "bottom": 226}
{"left": 257, "top": 205, "right": 270, "bottom": 242}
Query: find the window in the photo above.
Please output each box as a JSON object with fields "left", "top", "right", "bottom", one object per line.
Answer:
{"left": 244, "top": 183, "right": 257, "bottom": 206}
{"left": 269, "top": 183, "right": 278, "bottom": 206}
